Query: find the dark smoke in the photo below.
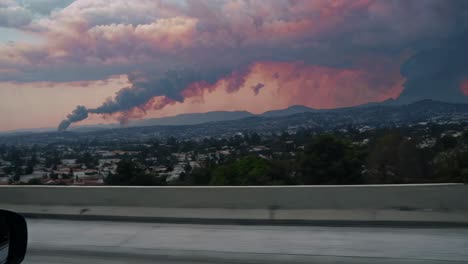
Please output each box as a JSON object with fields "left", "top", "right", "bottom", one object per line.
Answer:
{"left": 57, "top": 105, "right": 88, "bottom": 131}
{"left": 225, "top": 68, "right": 250, "bottom": 93}
{"left": 57, "top": 120, "right": 71, "bottom": 131}
{"left": 398, "top": 34, "right": 468, "bottom": 103}
{"left": 89, "top": 69, "right": 227, "bottom": 115}
{"left": 57, "top": 68, "right": 239, "bottom": 130}
{"left": 251, "top": 83, "right": 265, "bottom": 95}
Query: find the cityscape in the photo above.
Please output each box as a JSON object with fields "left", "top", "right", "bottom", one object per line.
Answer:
{"left": 1, "top": 100, "right": 467, "bottom": 186}
{"left": 1, "top": 1, "right": 468, "bottom": 263}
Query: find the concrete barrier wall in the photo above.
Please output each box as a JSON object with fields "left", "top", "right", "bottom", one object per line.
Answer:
{"left": 1, "top": 184, "right": 467, "bottom": 211}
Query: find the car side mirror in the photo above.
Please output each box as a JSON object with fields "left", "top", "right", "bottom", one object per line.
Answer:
{"left": 0, "top": 210, "right": 28, "bottom": 264}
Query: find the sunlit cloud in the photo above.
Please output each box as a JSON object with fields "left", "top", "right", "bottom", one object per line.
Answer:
{"left": 0, "top": 0, "right": 467, "bottom": 130}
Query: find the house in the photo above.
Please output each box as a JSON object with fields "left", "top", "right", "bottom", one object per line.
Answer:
{"left": 98, "top": 159, "right": 120, "bottom": 166}
{"left": 165, "top": 164, "right": 185, "bottom": 182}
{"left": 61, "top": 159, "right": 77, "bottom": 165}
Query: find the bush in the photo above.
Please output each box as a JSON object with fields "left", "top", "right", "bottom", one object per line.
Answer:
{"left": 297, "top": 135, "right": 365, "bottom": 185}
{"left": 27, "top": 178, "right": 42, "bottom": 185}
{"left": 105, "top": 160, "right": 165, "bottom": 186}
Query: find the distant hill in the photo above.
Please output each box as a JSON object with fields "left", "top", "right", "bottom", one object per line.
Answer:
{"left": 0, "top": 127, "right": 55, "bottom": 135}
{"left": 351, "top": 98, "right": 398, "bottom": 108}
{"left": 261, "top": 105, "right": 317, "bottom": 117}
{"left": 128, "top": 111, "right": 254, "bottom": 127}
{"left": 3, "top": 99, "right": 468, "bottom": 136}
{"left": 2, "top": 99, "right": 468, "bottom": 143}
{"left": 68, "top": 111, "right": 254, "bottom": 132}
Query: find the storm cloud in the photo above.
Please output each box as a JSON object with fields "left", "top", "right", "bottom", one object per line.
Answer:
{"left": 399, "top": 34, "right": 468, "bottom": 103}
{"left": 1, "top": 0, "right": 468, "bottom": 130}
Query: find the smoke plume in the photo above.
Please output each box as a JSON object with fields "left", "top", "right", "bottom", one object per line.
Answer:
{"left": 251, "top": 83, "right": 265, "bottom": 96}
{"left": 40, "top": 0, "right": 468, "bottom": 131}
{"left": 398, "top": 34, "right": 468, "bottom": 103}
{"left": 56, "top": 68, "right": 249, "bottom": 130}
{"left": 57, "top": 105, "right": 89, "bottom": 131}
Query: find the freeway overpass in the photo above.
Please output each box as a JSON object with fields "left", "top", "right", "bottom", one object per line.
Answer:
{"left": 1, "top": 184, "right": 467, "bottom": 263}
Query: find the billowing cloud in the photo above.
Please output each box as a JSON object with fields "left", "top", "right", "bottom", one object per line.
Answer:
{"left": 105, "top": 61, "right": 404, "bottom": 120}
{"left": 0, "top": 0, "right": 75, "bottom": 28}
{"left": 0, "top": 0, "right": 467, "bottom": 130}
{"left": 0, "top": 0, "right": 33, "bottom": 27}
{"left": 6, "top": 0, "right": 467, "bottom": 83}
{"left": 115, "top": 61, "right": 403, "bottom": 120}
{"left": 18, "top": 0, "right": 75, "bottom": 15}
{"left": 399, "top": 34, "right": 468, "bottom": 103}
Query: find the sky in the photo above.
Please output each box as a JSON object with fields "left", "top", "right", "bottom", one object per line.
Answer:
{"left": 0, "top": 0, "right": 468, "bottom": 131}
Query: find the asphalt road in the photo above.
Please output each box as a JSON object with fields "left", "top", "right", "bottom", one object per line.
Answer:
{"left": 23, "top": 219, "right": 468, "bottom": 264}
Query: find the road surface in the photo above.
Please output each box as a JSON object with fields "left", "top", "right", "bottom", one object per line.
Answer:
{"left": 24, "top": 219, "right": 468, "bottom": 263}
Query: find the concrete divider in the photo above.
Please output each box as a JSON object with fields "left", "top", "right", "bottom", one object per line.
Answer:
{"left": 1, "top": 184, "right": 467, "bottom": 226}
{"left": 1, "top": 184, "right": 467, "bottom": 209}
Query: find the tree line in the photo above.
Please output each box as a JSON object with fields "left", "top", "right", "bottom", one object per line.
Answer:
{"left": 106, "top": 129, "right": 468, "bottom": 186}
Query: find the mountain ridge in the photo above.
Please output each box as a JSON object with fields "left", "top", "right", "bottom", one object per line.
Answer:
{"left": 2, "top": 99, "right": 468, "bottom": 136}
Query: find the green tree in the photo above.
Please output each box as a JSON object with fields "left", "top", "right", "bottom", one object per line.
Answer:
{"left": 24, "top": 165, "right": 34, "bottom": 175}
{"left": 50, "top": 173, "right": 58, "bottom": 180}
{"left": 45, "top": 152, "right": 61, "bottom": 168}
{"left": 14, "top": 166, "right": 23, "bottom": 179}
{"left": 437, "top": 135, "right": 458, "bottom": 150}
{"left": 30, "top": 153, "right": 38, "bottom": 166}
{"left": 297, "top": 135, "right": 364, "bottom": 185}
{"left": 365, "top": 134, "right": 428, "bottom": 183}
{"left": 27, "top": 178, "right": 42, "bottom": 185}
{"left": 6, "top": 147, "right": 23, "bottom": 167}
{"left": 184, "top": 167, "right": 212, "bottom": 185}
{"left": 247, "top": 132, "right": 261, "bottom": 145}
{"left": 432, "top": 148, "right": 468, "bottom": 182}
{"left": 210, "top": 156, "right": 293, "bottom": 185}
{"left": 106, "top": 160, "right": 163, "bottom": 186}
{"left": 461, "top": 168, "right": 468, "bottom": 184}
{"left": 77, "top": 152, "right": 99, "bottom": 169}
{"left": 2, "top": 166, "right": 13, "bottom": 176}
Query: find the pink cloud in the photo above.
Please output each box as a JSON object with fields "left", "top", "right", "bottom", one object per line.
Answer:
{"left": 5, "top": 0, "right": 459, "bottom": 81}
{"left": 119, "top": 60, "right": 404, "bottom": 121}
{"left": 0, "top": 0, "right": 466, "bottom": 130}
{"left": 461, "top": 79, "right": 468, "bottom": 96}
